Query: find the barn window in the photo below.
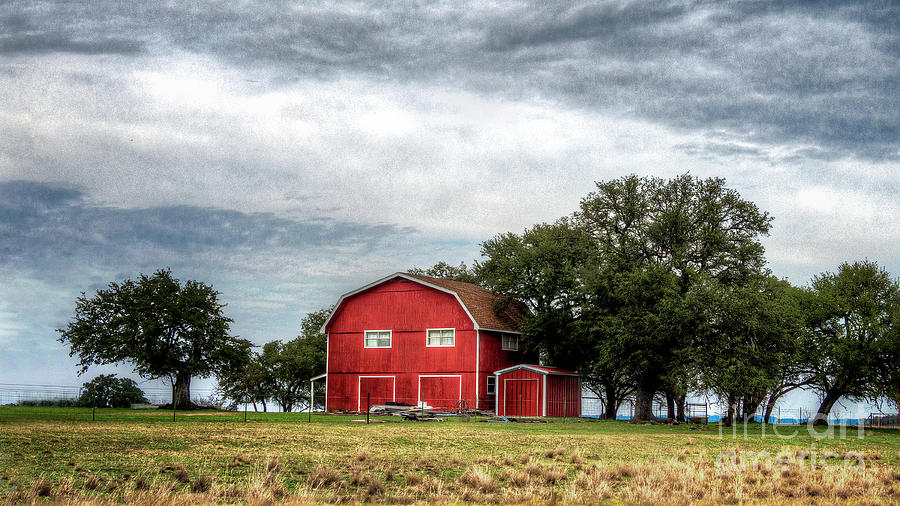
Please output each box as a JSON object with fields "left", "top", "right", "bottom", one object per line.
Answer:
{"left": 426, "top": 328, "right": 455, "bottom": 347}
{"left": 364, "top": 330, "right": 391, "bottom": 348}
{"left": 486, "top": 376, "right": 496, "bottom": 395}
{"left": 502, "top": 334, "right": 519, "bottom": 351}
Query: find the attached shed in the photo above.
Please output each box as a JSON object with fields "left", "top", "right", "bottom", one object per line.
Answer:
{"left": 494, "top": 365, "right": 580, "bottom": 417}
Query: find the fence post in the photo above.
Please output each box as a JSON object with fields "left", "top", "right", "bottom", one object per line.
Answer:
{"left": 243, "top": 395, "right": 248, "bottom": 422}
{"left": 563, "top": 393, "right": 567, "bottom": 420}
{"left": 366, "top": 393, "right": 370, "bottom": 425}
{"left": 519, "top": 393, "right": 522, "bottom": 416}
{"left": 172, "top": 384, "right": 176, "bottom": 423}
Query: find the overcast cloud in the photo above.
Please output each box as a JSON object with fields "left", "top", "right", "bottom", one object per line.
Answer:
{"left": 1, "top": 1, "right": 898, "bottom": 410}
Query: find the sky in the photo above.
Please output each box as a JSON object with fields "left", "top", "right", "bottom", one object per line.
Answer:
{"left": 1, "top": 1, "right": 898, "bottom": 413}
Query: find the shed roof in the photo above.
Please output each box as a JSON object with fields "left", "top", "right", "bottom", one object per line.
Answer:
{"left": 320, "top": 272, "right": 528, "bottom": 334}
{"left": 494, "top": 364, "right": 578, "bottom": 376}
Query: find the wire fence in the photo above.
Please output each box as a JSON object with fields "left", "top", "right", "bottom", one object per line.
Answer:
{"left": 2, "top": 385, "right": 897, "bottom": 427}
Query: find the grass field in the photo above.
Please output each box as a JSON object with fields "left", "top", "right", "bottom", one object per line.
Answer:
{"left": 1, "top": 407, "right": 899, "bottom": 504}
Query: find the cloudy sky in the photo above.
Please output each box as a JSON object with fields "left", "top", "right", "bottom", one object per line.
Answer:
{"left": 2, "top": 1, "right": 898, "bottom": 408}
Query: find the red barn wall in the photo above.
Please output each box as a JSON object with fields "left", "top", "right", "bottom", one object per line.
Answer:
{"left": 545, "top": 375, "right": 581, "bottom": 417}
{"left": 325, "top": 278, "right": 478, "bottom": 411}
{"left": 478, "top": 330, "right": 539, "bottom": 410}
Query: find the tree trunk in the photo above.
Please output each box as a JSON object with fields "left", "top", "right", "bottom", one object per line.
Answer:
{"left": 813, "top": 390, "right": 842, "bottom": 426}
{"left": 262, "top": 399, "right": 267, "bottom": 412}
{"left": 604, "top": 384, "right": 619, "bottom": 420}
{"left": 762, "top": 382, "right": 808, "bottom": 424}
{"left": 723, "top": 395, "right": 736, "bottom": 427}
{"left": 631, "top": 377, "right": 657, "bottom": 423}
{"left": 742, "top": 398, "right": 759, "bottom": 422}
{"left": 675, "top": 393, "right": 687, "bottom": 422}
{"left": 665, "top": 392, "right": 675, "bottom": 420}
{"left": 763, "top": 397, "right": 776, "bottom": 424}
{"left": 174, "top": 371, "right": 192, "bottom": 409}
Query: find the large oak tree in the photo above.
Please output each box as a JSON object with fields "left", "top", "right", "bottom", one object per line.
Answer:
{"left": 58, "top": 269, "right": 251, "bottom": 409}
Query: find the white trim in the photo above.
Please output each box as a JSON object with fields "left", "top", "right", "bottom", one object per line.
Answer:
{"left": 542, "top": 375, "right": 547, "bottom": 417}
{"left": 357, "top": 375, "right": 396, "bottom": 412}
{"left": 364, "top": 329, "right": 392, "bottom": 348}
{"left": 425, "top": 328, "right": 455, "bottom": 347}
{"left": 493, "top": 364, "right": 578, "bottom": 377}
{"left": 325, "top": 333, "right": 329, "bottom": 411}
{"left": 475, "top": 330, "right": 480, "bottom": 409}
{"left": 417, "top": 374, "right": 462, "bottom": 405}
{"left": 310, "top": 373, "right": 326, "bottom": 381}
{"left": 480, "top": 327, "right": 521, "bottom": 335}
{"left": 319, "top": 273, "right": 481, "bottom": 333}
{"left": 486, "top": 375, "right": 496, "bottom": 395}
{"left": 494, "top": 374, "right": 499, "bottom": 414}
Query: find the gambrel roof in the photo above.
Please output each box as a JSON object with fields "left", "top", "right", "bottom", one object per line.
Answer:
{"left": 321, "top": 272, "right": 527, "bottom": 334}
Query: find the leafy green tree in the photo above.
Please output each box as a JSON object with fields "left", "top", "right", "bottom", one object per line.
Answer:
{"left": 215, "top": 348, "right": 273, "bottom": 412}
{"left": 409, "top": 261, "right": 480, "bottom": 284}
{"left": 696, "top": 276, "right": 805, "bottom": 426}
{"left": 58, "top": 269, "right": 253, "bottom": 409}
{"left": 259, "top": 308, "right": 330, "bottom": 412}
{"left": 806, "top": 260, "right": 900, "bottom": 424}
{"left": 477, "top": 220, "right": 640, "bottom": 416}
{"left": 77, "top": 374, "right": 148, "bottom": 408}
{"left": 575, "top": 174, "right": 772, "bottom": 421}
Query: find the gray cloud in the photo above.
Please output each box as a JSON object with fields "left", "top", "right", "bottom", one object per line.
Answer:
{"left": 2, "top": 1, "right": 897, "bottom": 161}
{"left": 0, "top": 180, "right": 413, "bottom": 280}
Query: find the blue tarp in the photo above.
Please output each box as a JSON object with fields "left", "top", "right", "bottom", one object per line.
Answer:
{"left": 582, "top": 414, "right": 862, "bottom": 424}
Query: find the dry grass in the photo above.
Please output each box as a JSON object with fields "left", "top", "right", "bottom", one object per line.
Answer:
{"left": 459, "top": 466, "right": 498, "bottom": 493}
{"left": 3, "top": 412, "right": 899, "bottom": 504}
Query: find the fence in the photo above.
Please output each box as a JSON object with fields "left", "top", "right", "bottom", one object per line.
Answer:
{"left": 0, "top": 383, "right": 181, "bottom": 407}
{"left": 865, "top": 413, "right": 899, "bottom": 428}
{"left": 3, "top": 385, "right": 897, "bottom": 426}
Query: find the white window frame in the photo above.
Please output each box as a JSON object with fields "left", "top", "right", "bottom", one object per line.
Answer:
{"left": 426, "top": 328, "right": 455, "bottom": 347}
{"left": 364, "top": 330, "right": 392, "bottom": 348}
{"left": 501, "top": 333, "right": 519, "bottom": 351}
{"left": 486, "top": 375, "right": 496, "bottom": 395}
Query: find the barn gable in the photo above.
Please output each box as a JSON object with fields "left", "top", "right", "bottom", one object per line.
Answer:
{"left": 321, "top": 272, "right": 527, "bottom": 334}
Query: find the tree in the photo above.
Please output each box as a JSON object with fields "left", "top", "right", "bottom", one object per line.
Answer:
{"left": 215, "top": 347, "right": 273, "bottom": 412}
{"left": 806, "top": 260, "right": 900, "bottom": 424}
{"left": 77, "top": 374, "right": 148, "bottom": 408}
{"left": 219, "top": 308, "right": 330, "bottom": 412}
{"left": 58, "top": 269, "right": 252, "bottom": 409}
{"left": 477, "top": 220, "right": 641, "bottom": 416}
{"left": 696, "top": 276, "right": 805, "bottom": 426}
{"left": 575, "top": 174, "right": 772, "bottom": 421}
{"left": 409, "top": 261, "right": 480, "bottom": 284}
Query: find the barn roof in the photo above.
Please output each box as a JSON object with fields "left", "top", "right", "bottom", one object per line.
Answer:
{"left": 493, "top": 364, "right": 578, "bottom": 376}
{"left": 320, "top": 272, "right": 528, "bottom": 334}
{"left": 402, "top": 273, "right": 528, "bottom": 333}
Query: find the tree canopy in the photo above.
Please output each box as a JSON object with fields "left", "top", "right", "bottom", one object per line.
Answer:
{"left": 805, "top": 260, "right": 900, "bottom": 423}
{"left": 217, "top": 308, "right": 330, "bottom": 412}
{"left": 77, "top": 374, "right": 148, "bottom": 408}
{"left": 58, "top": 269, "right": 252, "bottom": 409}
{"left": 408, "top": 261, "right": 479, "bottom": 284}
{"left": 696, "top": 276, "right": 806, "bottom": 424}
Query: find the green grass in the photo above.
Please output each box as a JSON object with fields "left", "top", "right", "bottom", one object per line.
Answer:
{"left": 1, "top": 407, "right": 899, "bottom": 503}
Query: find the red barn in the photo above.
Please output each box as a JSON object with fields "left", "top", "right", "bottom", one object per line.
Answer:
{"left": 320, "top": 272, "right": 545, "bottom": 412}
